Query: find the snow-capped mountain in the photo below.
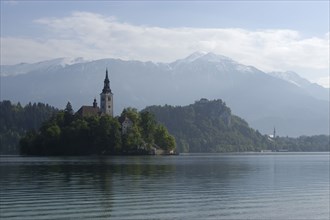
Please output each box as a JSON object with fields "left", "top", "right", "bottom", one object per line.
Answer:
{"left": 1, "top": 52, "right": 329, "bottom": 136}
{"left": 269, "top": 71, "right": 329, "bottom": 101}
{"left": 269, "top": 71, "right": 310, "bottom": 87}
{"left": 174, "top": 51, "right": 233, "bottom": 63}
{"left": 0, "top": 57, "right": 89, "bottom": 76}
{"left": 172, "top": 52, "right": 256, "bottom": 73}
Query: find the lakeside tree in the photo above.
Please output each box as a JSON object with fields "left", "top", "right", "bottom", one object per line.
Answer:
{"left": 144, "top": 99, "right": 330, "bottom": 153}
{"left": 276, "top": 135, "right": 329, "bottom": 152}
{"left": 145, "top": 99, "right": 272, "bottom": 153}
{"left": 20, "top": 107, "right": 176, "bottom": 156}
{"left": 3, "top": 99, "right": 329, "bottom": 155}
{"left": 0, "top": 100, "right": 58, "bottom": 154}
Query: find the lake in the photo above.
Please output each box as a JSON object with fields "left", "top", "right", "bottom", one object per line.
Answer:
{"left": 0, "top": 153, "right": 329, "bottom": 219}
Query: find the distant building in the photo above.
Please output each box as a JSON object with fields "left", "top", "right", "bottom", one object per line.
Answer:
{"left": 76, "top": 69, "right": 114, "bottom": 117}
{"left": 119, "top": 116, "right": 133, "bottom": 134}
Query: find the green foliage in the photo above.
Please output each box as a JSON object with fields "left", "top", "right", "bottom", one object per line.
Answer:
{"left": 154, "top": 124, "right": 176, "bottom": 151}
{"left": 139, "top": 111, "right": 157, "bottom": 144}
{"left": 64, "top": 102, "right": 74, "bottom": 115}
{"left": 19, "top": 107, "right": 176, "bottom": 156}
{"left": 120, "top": 108, "right": 144, "bottom": 152}
{"left": 121, "top": 107, "right": 140, "bottom": 124}
{"left": 144, "top": 99, "right": 271, "bottom": 153}
{"left": 0, "top": 100, "right": 58, "bottom": 154}
{"left": 276, "top": 135, "right": 329, "bottom": 151}
{"left": 9, "top": 99, "right": 328, "bottom": 155}
{"left": 144, "top": 99, "right": 329, "bottom": 153}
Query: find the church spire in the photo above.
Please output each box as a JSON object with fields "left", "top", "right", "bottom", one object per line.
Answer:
{"left": 100, "top": 68, "right": 114, "bottom": 116}
{"left": 102, "top": 68, "right": 111, "bottom": 93}
{"left": 105, "top": 68, "right": 109, "bottom": 81}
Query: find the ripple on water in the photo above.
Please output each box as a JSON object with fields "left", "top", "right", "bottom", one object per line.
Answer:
{"left": 0, "top": 153, "right": 329, "bottom": 219}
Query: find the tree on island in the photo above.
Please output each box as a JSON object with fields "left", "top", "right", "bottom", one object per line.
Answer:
{"left": 20, "top": 106, "right": 176, "bottom": 156}
{"left": 3, "top": 99, "right": 328, "bottom": 155}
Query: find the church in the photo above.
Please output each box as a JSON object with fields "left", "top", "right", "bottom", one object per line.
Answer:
{"left": 76, "top": 69, "right": 114, "bottom": 117}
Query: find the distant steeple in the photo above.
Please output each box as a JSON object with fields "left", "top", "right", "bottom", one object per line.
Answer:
{"left": 273, "top": 127, "right": 277, "bottom": 151}
{"left": 102, "top": 68, "right": 111, "bottom": 93}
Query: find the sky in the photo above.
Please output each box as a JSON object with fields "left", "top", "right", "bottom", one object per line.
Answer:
{"left": 1, "top": 1, "right": 329, "bottom": 87}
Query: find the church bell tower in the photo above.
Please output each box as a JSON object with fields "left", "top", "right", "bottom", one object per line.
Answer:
{"left": 100, "top": 69, "right": 113, "bottom": 116}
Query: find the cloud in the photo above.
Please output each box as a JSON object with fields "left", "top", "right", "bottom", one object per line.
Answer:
{"left": 1, "top": 12, "right": 329, "bottom": 77}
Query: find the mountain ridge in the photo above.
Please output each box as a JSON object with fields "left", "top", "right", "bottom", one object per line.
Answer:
{"left": 1, "top": 52, "right": 329, "bottom": 136}
{"left": 268, "top": 70, "right": 329, "bottom": 101}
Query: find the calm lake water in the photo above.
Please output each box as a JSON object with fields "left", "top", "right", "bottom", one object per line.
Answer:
{"left": 0, "top": 153, "right": 329, "bottom": 219}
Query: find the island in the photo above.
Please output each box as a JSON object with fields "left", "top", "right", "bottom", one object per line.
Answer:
{"left": 1, "top": 70, "right": 328, "bottom": 155}
{"left": 19, "top": 70, "right": 176, "bottom": 156}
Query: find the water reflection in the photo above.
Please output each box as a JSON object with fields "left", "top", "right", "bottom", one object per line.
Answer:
{"left": 0, "top": 154, "right": 329, "bottom": 219}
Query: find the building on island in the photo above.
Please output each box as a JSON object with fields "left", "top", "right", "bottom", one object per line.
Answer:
{"left": 76, "top": 98, "right": 100, "bottom": 117}
{"left": 100, "top": 69, "right": 113, "bottom": 116}
{"left": 119, "top": 116, "right": 133, "bottom": 135}
{"left": 76, "top": 69, "right": 114, "bottom": 117}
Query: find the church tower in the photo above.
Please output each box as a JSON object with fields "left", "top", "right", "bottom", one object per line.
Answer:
{"left": 100, "top": 69, "right": 113, "bottom": 116}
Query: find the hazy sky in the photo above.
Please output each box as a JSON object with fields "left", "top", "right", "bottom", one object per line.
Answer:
{"left": 1, "top": 1, "right": 329, "bottom": 87}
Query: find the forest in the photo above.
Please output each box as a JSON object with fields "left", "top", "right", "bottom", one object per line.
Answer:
{"left": 144, "top": 99, "right": 271, "bottom": 152}
{"left": 275, "top": 135, "right": 329, "bottom": 152}
{"left": 144, "top": 99, "right": 329, "bottom": 152}
{"left": 19, "top": 103, "right": 176, "bottom": 156}
{"left": 1, "top": 99, "right": 329, "bottom": 155}
{"left": 0, "top": 100, "right": 58, "bottom": 154}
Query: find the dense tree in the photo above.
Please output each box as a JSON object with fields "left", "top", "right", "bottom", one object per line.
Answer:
{"left": 64, "top": 102, "right": 74, "bottom": 115}
{"left": 144, "top": 99, "right": 329, "bottom": 152}
{"left": 5, "top": 99, "right": 328, "bottom": 155}
{"left": 121, "top": 108, "right": 140, "bottom": 124}
{"left": 0, "top": 100, "right": 58, "bottom": 154}
{"left": 139, "top": 111, "right": 157, "bottom": 144}
{"left": 275, "top": 135, "right": 329, "bottom": 151}
{"left": 154, "top": 124, "right": 176, "bottom": 152}
{"left": 144, "top": 99, "right": 273, "bottom": 153}
{"left": 19, "top": 107, "right": 176, "bottom": 156}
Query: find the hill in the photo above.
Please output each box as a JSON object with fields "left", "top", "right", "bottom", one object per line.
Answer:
{"left": 144, "top": 99, "right": 271, "bottom": 153}
{"left": 1, "top": 52, "right": 329, "bottom": 136}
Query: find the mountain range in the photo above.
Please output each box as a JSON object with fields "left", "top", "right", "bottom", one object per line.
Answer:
{"left": 1, "top": 52, "right": 329, "bottom": 136}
